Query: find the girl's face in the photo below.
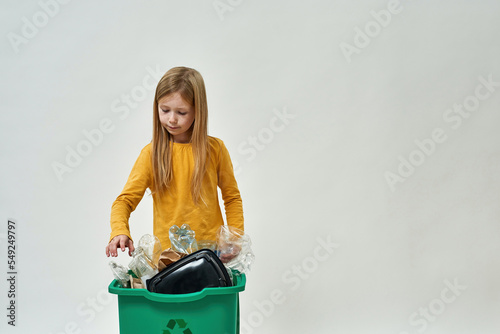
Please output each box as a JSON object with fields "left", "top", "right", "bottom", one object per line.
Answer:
{"left": 158, "top": 92, "right": 195, "bottom": 143}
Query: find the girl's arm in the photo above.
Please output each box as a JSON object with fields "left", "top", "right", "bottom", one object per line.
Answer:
{"left": 217, "top": 140, "right": 244, "bottom": 231}
{"left": 107, "top": 144, "right": 153, "bottom": 255}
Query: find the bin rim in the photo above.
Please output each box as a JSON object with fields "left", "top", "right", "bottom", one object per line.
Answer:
{"left": 108, "top": 272, "right": 246, "bottom": 303}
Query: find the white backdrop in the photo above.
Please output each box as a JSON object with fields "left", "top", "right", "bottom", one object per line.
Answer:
{"left": 1, "top": 1, "right": 500, "bottom": 333}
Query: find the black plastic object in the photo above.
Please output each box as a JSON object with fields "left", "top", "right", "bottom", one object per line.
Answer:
{"left": 146, "top": 249, "right": 232, "bottom": 294}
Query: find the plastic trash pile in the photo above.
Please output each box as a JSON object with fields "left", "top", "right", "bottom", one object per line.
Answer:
{"left": 109, "top": 224, "right": 254, "bottom": 294}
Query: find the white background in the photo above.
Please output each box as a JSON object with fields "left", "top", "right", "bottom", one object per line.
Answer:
{"left": 1, "top": 1, "right": 500, "bottom": 333}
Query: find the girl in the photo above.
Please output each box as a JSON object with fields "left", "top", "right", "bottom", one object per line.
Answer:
{"left": 105, "top": 67, "right": 244, "bottom": 257}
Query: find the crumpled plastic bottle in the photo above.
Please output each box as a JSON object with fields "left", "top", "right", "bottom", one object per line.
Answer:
{"left": 137, "top": 234, "right": 162, "bottom": 265}
{"left": 169, "top": 224, "right": 199, "bottom": 254}
{"left": 109, "top": 261, "right": 130, "bottom": 288}
{"left": 216, "top": 225, "right": 255, "bottom": 274}
{"left": 128, "top": 246, "right": 159, "bottom": 286}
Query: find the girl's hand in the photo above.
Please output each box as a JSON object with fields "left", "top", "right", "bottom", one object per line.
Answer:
{"left": 106, "top": 235, "right": 135, "bottom": 257}
{"left": 219, "top": 243, "right": 241, "bottom": 263}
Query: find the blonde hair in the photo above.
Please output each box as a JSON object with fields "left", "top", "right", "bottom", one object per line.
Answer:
{"left": 151, "top": 67, "right": 209, "bottom": 204}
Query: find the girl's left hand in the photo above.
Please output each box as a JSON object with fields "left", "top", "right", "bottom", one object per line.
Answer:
{"left": 219, "top": 243, "right": 241, "bottom": 263}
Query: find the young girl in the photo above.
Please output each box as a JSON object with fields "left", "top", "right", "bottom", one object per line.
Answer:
{"left": 105, "top": 66, "right": 244, "bottom": 257}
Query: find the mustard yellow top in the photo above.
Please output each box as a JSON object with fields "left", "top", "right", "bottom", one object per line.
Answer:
{"left": 109, "top": 136, "right": 244, "bottom": 249}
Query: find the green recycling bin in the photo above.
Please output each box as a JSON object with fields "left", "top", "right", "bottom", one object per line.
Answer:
{"left": 108, "top": 272, "right": 246, "bottom": 334}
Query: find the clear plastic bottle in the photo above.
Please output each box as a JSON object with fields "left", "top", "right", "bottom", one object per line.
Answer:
{"left": 169, "top": 224, "right": 199, "bottom": 254}
{"left": 137, "top": 234, "right": 162, "bottom": 265}
{"left": 109, "top": 261, "right": 130, "bottom": 288}
{"left": 128, "top": 246, "right": 159, "bottom": 286}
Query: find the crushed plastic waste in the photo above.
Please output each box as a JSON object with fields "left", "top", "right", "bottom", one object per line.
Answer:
{"left": 109, "top": 228, "right": 255, "bottom": 292}
{"left": 128, "top": 246, "right": 159, "bottom": 286}
{"left": 137, "top": 234, "right": 162, "bottom": 265}
{"left": 169, "top": 224, "right": 199, "bottom": 254}
{"left": 216, "top": 225, "right": 255, "bottom": 274}
{"left": 109, "top": 261, "right": 130, "bottom": 288}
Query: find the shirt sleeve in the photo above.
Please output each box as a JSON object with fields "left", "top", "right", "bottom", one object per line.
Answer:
{"left": 109, "top": 145, "right": 153, "bottom": 242}
{"left": 217, "top": 140, "right": 244, "bottom": 231}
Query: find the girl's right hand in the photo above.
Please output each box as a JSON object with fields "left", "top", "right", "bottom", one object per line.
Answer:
{"left": 106, "top": 235, "right": 135, "bottom": 257}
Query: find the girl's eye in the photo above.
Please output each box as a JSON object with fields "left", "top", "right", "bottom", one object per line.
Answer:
{"left": 179, "top": 112, "right": 187, "bottom": 116}
{"left": 161, "top": 109, "right": 169, "bottom": 113}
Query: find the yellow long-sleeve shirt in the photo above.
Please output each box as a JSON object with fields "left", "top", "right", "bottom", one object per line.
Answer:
{"left": 109, "top": 136, "right": 244, "bottom": 249}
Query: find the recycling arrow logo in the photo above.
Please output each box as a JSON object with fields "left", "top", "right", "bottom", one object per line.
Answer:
{"left": 162, "top": 319, "right": 192, "bottom": 334}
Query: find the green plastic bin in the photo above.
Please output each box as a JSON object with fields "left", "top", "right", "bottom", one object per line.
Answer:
{"left": 108, "top": 272, "right": 246, "bottom": 334}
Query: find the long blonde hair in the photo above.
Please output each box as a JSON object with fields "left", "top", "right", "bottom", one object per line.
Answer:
{"left": 152, "top": 67, "right": 208, "bottom": 204}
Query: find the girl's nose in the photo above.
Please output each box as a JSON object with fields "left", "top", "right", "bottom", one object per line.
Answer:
{"left": 169, "top": 114, "right": 177, "bottom": 124}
